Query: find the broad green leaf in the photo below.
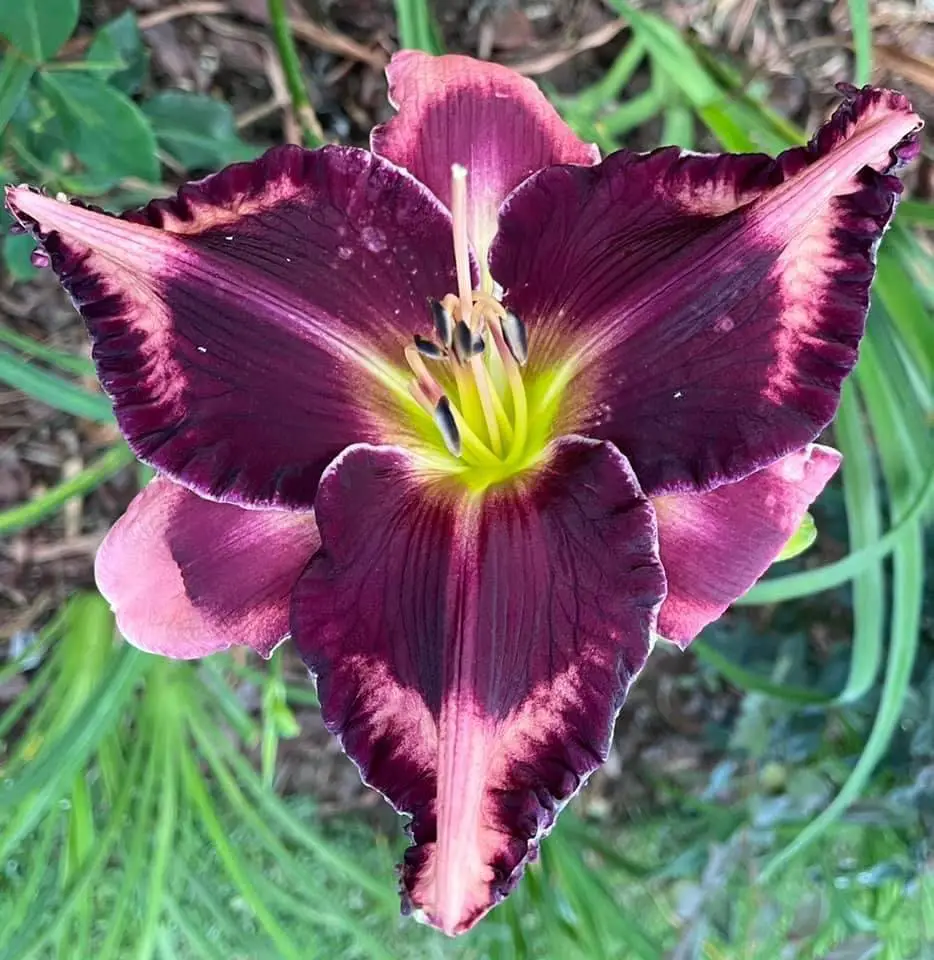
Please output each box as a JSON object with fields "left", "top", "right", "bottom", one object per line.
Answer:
{"left": 142, "top": 91, "right": 260, "bottom": 171}
{"left": 1, "top": 231, "right": 38, "bottom": 281}
{"left": 84, "top": 11, "right": 148, "bottom": 94}
{"left": 39, "top": 72, "right": 159, "bottom": 183}
{"left": 0, "top": 0, "right": 79, "bottom": 62}
{"left": 775, "top": 512, "right": 817, "bottom": 563}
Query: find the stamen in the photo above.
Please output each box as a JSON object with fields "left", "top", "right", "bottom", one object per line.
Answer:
{"left": 469, "top": 354, "right": 502, "bottom": 456}
{"left": 429, "top": 299, "right": 454, "bottom": 348}
{"left": 433, "top": 396, "right": 462, "bottom": 457}
{"left": 453, "top": 320, "right": 473, "bottom": 364}
{"left": 404, "top": 345, "right": 443, "bottom": 404}
{"left": 471, "top": 334, "right": 485, "bottom": 355}
{"left": 414, "top": 334, "right": 444, "bottom": 360}
{"left": 501, "top": 310, "right": 529, "bottom": 366}
{"left": 450, "top": 165, "right": 473, "bottom": 329}
{"left": 489, "top": 319, "right": 528, "bottom": 464}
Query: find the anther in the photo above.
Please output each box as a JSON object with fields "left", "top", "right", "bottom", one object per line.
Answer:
{"left": 429, "top": 299, "right": 454, "bottom": 349}
{"left": 453, "top": 320, "right": 473, "bottom": 363}
{"left": 433, "top": 395, "right": 462, "bottom": 457}
{"left": 471, "top": 334, "right": 485, "bottom": 355}
{"left": 501, "top": 310, "right": 529, "bottom": 366}
{"left": 414, "top": 334, "right": 444, "bottom": 359}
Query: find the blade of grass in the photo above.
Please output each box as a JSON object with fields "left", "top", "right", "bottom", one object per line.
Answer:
{"left": 135, "top": 669, "right": 179, "bottom": 960}
{"left": 394, "top": 0, "right": 441, "bottom": 54}
{"left": 0, "top": 348, "right": 114, "bottom": 421}
{"left": 178, "top": 748, "right": 305, "bottom": 960}
{"left": 892, "top": 199, "right": 934, "bottom": 227}
{"left": 187, "top": 704, "right": 396, "bottom": 909}
{"left": 190, "top": 708, "right": 397, "bottom": 908}
{"left": 97, "top": 713, "right": 160, "bottom": 960}
{"left": 847, "top": 0, "right": 872, "bottom": 86}
{"left": 832, "top": 384, "right": 886, "bottom": 705}
{"left": 0, "top": 647, "right": 144, "bottom": 821}
{"left": 0, "top": 442, "right": 135, "bottom": 537}
{"left": 0, "top": 327, "right": 93, "bottom": 376}
{"left": 692, "top": 640, "right": 832, "bottom": 704}
{"left": 0, "top": 736, "right": 146, "bottom": 960}
{"left": 163, "top": 897, "right": 228, "bottom": 960}
{"left": 760, "top": 507, "right": 922, "bottom": 882}
{"left": 266, "top": 0, "right": 322, "bottom": 147}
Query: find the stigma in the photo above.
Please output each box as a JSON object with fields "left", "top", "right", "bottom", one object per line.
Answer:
{"left": 404, "top": 167, "right": 531, "bottom": 470}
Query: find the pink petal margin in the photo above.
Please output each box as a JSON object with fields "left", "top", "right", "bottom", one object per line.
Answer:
{"left": 372, "top": 51, "right": 599, "bottom": 261}
{"left": 96, "top": 477, "right": 319, "bottom": 658}
{"left": 653, "top": 444, "right": 842, "bottom": 647}
{"left": 291, "top": 437, "right": 666, "bottom": 935}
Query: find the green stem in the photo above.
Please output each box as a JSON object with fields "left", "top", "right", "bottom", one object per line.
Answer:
{"left": 266, "top": 0, "right": 322, "bottom": 147}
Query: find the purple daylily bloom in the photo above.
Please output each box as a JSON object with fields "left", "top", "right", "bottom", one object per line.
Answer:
{"left": 4, "top": 52, "right": 921, "bottom": 935}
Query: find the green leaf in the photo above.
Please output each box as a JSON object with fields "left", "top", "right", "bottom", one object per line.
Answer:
{"left": 142, "top": 92, "right": 260, "bottom": 171}
{"left": 0, "top": 51, "right": 35, "bottom": 134}
{"left": 38, "top": 72, "right": 159, "bottom": 183}
{"left": 775, "top": 512, "right": 817, "bottom": 563}
{"left": 0, "top": 0, "right": 79, "bottom": 62}
{"left": 84, "top": 11, "right": 149, "bottom": 94}
{"left": 1, "top": 231, "right": 39, "bottom": 281}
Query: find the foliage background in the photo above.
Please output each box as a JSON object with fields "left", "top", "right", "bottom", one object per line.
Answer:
{"left": 0, "top": 1, "right": 932, "bottom": 957}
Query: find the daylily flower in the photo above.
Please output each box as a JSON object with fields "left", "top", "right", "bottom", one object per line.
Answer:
{"left": 4, "top": 53, "right": 920, "bottom": 935}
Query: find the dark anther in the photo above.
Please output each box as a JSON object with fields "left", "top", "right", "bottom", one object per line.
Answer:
{"left": 453, "top": 320, "right": 473, "bottom": 363}
{"left": 413, "top": 334, "right": 444, "bottom": 359}
{"left": 429, "top": 299, "right": 454, "bottom": 349}
{"left": 502, "top": 310, "right": 529, "bottom": 366}
{"left": 433, "top": 395, "right": 462, "bottom": 456}
{"left": 471, "top": 334, "right": 485, "bottom": 355}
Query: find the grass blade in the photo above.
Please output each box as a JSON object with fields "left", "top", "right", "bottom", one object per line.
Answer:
{"left": 0, "top": 442, "right": 135, "bottom": 537}
{"left": 847, "top": 0, "right": 872, "bottom": 86}
{"left": 0, "top": 348, "right": 114, "bottom": 421}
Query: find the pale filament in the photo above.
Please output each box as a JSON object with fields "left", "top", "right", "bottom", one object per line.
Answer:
{"left": 401, "top": 167, "right": 532, "bottom": 468}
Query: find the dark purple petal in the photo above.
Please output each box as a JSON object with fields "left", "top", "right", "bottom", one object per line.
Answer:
{"left": 96, "top": 477, "right": 319, "bottom": 658}
{"left": 655, "top": 444, "right": 841, "bottom": 646}
{"left": 372, "top": 51, "right": 599, "bottom": 260}
{"left": 4, "top": 146, "right": 466, "bottom": 508}
{"left": 291, "top": 437, "right": 665, "bottom": 934}
{"left": 491, "top": 86, "right": 920, "bottom": 495}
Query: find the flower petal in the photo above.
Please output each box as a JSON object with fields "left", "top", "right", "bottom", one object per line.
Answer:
{"left": 291, "top": 437, "right": 665, "bottom": 934}
{"left": 491, "top": 85, "right": 920, "bottom": 495}
{"left": 5, "top": 145, "right": 464, "bottom": 508}
{"left": 654, "top": 444, "right": 841, "bottom": 647}
{"left": 96, "top": 476, "right": 319, "bottom": 658}
{"left": 372, "top": 51, "right": 599, "bottom": 262}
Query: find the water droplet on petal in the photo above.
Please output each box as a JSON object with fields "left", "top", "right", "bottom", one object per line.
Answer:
{"left": 361, "top": 226, "right": 387, "bottom": 253}
{"left": 337, "top": 246, "right": 353, "bottom": 260}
